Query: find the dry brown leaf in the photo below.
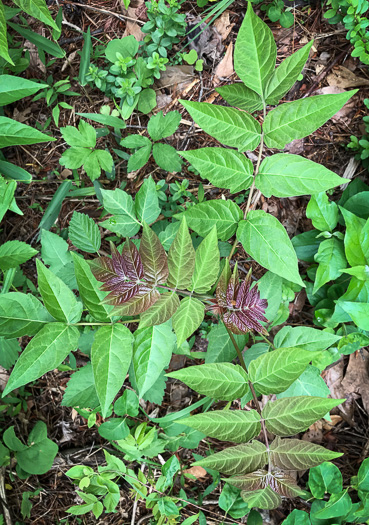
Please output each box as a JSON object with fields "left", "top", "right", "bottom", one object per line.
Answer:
{"left": 213, "top": 10, "right": 234, "bottom": 41}
{"left": 214, "top": 43, "right": 234, "bottom": 85}
{"left": 341, "top": 351, "right": 369, "bottom": 414}
{"left": 302, "top": 420, "right": 323, "bottom": 444}
{"left": 122, "top": 3, "right": 145, "bottom": 41}
{"left": 327, "top": 66, "right": 369, "bottom": 89}
{"left": 0, "top": 366, "right": 9, "bottom": 391}
{"left": 184, "top": 466, "right": 207, "bottom": 479}
{"left": 155, "top": 65, "right": 194, "bottom": 91}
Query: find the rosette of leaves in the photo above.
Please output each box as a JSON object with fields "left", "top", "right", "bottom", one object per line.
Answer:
{"left": 59, "top": 120, "right": 114, "bottom": 181}
{"left": 120, "top": 110, "right": 182, "bottom": 173}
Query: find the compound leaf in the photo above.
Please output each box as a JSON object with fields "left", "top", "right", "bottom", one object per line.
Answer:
{"left": 135, "top": 176, "right": 160, "bottom": 225}
{"left": 139, "top": 222, "right": 169, "bottom": 285}
{"left": 100, "top": 188, "right": 140, "bottom": 237}
{"left": 172, "top": 297, "right": 205, "bottom": 347}
{"left": 167, "top": 217, "right": 195, "bottom": 289}
{"left": 139, "top": 292, "right": 180, "bottom": 328}
{"left": 241, "top": 486, "right": 281, "bottom": 511}
{"left": 147, "top": 110, "right": 181, "bottom": 141}
{"left": 270, "top": 437, "right": 342, "bottom": 470}
{"left": 0, "top": 240, "right": 37, "bottom": 271}
{"left": 216, "top": 83, "right": 263, "bottom": 113}
{"left": 0, "top": 292, "right": 53, "bottom": 338}
{"left": 69, "top": 211, "right": 101, "bottom": 253}
{"left": 274, "top": 326, "right": 340, "bottom": 352}
{"left": 191, "top": 226, "right": 220, "bottom": 293}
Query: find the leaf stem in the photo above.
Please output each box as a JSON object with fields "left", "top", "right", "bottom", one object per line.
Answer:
{"left": 72, "top": 319, "right": 140, "bottom": 326}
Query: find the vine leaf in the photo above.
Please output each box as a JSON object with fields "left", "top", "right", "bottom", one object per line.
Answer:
{"left": 270, "top": 438, "right": 343, "bottom": 470}
{"left": 193, "top": 440, "right": 268, "bottom": 476}
{"left": 262, "top": 396, "right": 344, "bottom": 436}
{"left": 167, "top": 363, "right": 249, "bottom": 401}
{"left": 178, "top": 409, "right": 261, "bottom": 443}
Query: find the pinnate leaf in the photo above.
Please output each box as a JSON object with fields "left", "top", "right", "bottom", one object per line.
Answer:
{"left": 234, "top": 2, "right": 276, "bottom": 97}
{"left": 262, "top": 396, "right": 344, "bottom": 436}
{"left": 216, "top": 83, "right": 263, "bottom": 113}
{"left": 180, "top": 148, "right": 253, "bottom": 194}
{"left": 241, "top": 486, "right": 281, "bottom": 510}
{"left": 274, "top": 325, "right": 340, "bottom": 352}
{"left": 172, "top": 297, "right": 205, "bottom": 347}
{"left": 237, "top": 211, "right": 304, "bottom": 286}
{"left": 193, "top": 440, "right": 267, "bottom": 475}
{"left": 167, "top": 363, "right": 249, "bottom": 401}
{"left": 191, "top": 227, "right": 220, "bottom": 293}
{"left": 69, "top": 211, "right": 101, "bottom": 253}
{"left": 179, "top": 409, "right": 261, "bottom": 443}
{"left": 248, "top": 347, "right": 319, "bottom": 394}
{"left": 61, "top": 363, "right": 99, "bottom": 409}
{"left": 175, "top": 200, "right": 242, "bottom": 241}
{"left": 3, "top": 323, "right": 79, "bottom": 395}
{"left": 0, "top": 240, "right": 37, "bottom": 271}
{"left": 139, "top": 222, "right": 168, "bottom": 285}
{"left": 167, "top": 217, "right": 195, "bottom": 289}
{"left": 180, "top": 100, "right": 261, "bottom": 152}
{"left": 135, "top": 176, "right": 160, "bottom": 224}
{"left": 264, "top": 91, "right": 357, "bottom": 149}
{"left": 91, "top": 324, "right": 133, "bottom": 417}
{"left": 270, "top": 437, "right": 343, "bottom": 470}
{"left": 0, "top": 292, "right": 53, "bottom": 338}
{"left": 100, "top": 188, "right": 140, "bottom": 237}
{"left": 256, "top": 154, "right": 345, "bottom": 198}
{"left": 139, "top": 292, "right": 179, "bottom": 328}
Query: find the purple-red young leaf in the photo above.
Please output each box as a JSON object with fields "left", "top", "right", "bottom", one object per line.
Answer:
{"left": 110, "top": 288, "right": 160, "bottom": 316}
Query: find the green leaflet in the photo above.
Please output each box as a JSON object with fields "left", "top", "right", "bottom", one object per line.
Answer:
{"left": 0, "top": 75, "right": 47, "bottom": 106}
{"left": 262, "top": 396, "right": 344, "bottom": 436}
{"left": 341, "top": 207, "right": 367, "bottom": 267}
{"left": 264, "top": 41, "right": 313, "bottom": 104}
{"left": 360, "top": 219, "right": 369, "bottom": 262}
{"left": 100, "top": 188, "right": 140, "bottom": 237}
{"left": 274, "top": 325, "right": 340, "bottom": 352}
{"left": 61, "top": 363, "right": 100, "bottom": 409}
{"left": 306, "top": 192, "right": 338, "bottom": 232}
{"left": 191, "top": 227, "right": 220, "bottom": 293}
{"left": 172, "top": 297, "right": 205, "bottom": 347}
{"left": 313, "top": 238, "right": 347, "bottom": 294}
{"left": 3, "top": 323, "right": 79, "bottom": 395}
{"left": 152, "top": 143, "right": 182, "bottom": 173}
{"left": 135, "top": 176, "right": 161, "bottom": 224}
{"left": 180, "top": 148, "right": 253, "bottom": 194}
{"left": 12, "top": 0, "right": 58, "bottom": 30}
{"left": 40, "top": 230, "right": 77, "bottom": 289}
{"left": 167, "top": 217, "right": 195, "bottom": 289}
{"left": 216, "top": 83, "right": 263, "bottom": 113}
{"left": 308, "top": 462, "right": 343, "bottom": 499}
{"left": 237, "top": 211, "right": 304, "bottom": 286}
{"left": 147, "top": 110, "right": 181, "bottom": 141}
{"left": 205, "top": 323, "right": 248, "bottom": 364}
{"left": 180, "top": 100, "right": 261, "bottom": 152}
{"left": 264, "top": 91, "right": 357, "bottom": 149}
{"left": 0, "top": 240, "right": 37, "bottom": 271}
{"left": 167, "top": 363, "right": 249, "bottom": 401}
{"left": 139, "top": 292, "right": 180, "bottom": 328}
{"left": 0, "top": 337, "right": 20, "bottom": 369}
{"left": 0, "top": 1, "right": 12, "bottom": 64}
{"left": 241, "top": 486, "right": 281, "bottom": 511}
{"left": 36, "top": 260, "right": 83, "bottom": 324}
{"left": 193, "top": 440, "right": 267, "bottom": 476}
{"left": 313, "top": 491, "right": 352, "bottom": 519}
{"left": 91, "top": 324, "right": 133, "bottom": 417}
{"left": 0, "top": 116, "right": 55, "bottom": 148}
{"left": 0, "top": 292, "right": 53, "bottom": 338}
{"left": 68, "top": 211, "right": 101, "bottom": 253}
{"left": 175, "top": 200, "right": 242, "bottom": 241}
{"left": 256, "top": 154, "right": 345, "bottom": 198}
{"left": 248, "top": 347, "right": 319, "bottom": 395}
{"left": 72, "top": 253, "right": 112, "bottom": 322}
{"left": 276, "top": 366, "right": 330, "bottom": 400}
{"left": 179, "top": 409, "right": 261, "bottom": 443}
{"left": 140, "top": 222, "right": 169, "bottom": 285}
{"left": 339, "top": 302, "right": 369, "bottom": 330}
{"left": 132, "top": 322, "right": 176, "bottom": 398}
{"left": 270, "top": 437, "right": 342, "bottom": 470}
{"left": 234, "top": 2, "right": 276, "bottom": 97}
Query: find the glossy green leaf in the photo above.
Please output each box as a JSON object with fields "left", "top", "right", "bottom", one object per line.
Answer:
{"left": 172, "top": 297, "right": 205, "bottom": 347}
{"left": 263, "top": 396, "right": 344, "bottom": 436}
{"left": 91, "top": 324, "right": 133, "bottom": 417}
{"left": 0, "top": 159, "right": 32, "bottom": 183}
{"left": 193, "top": 440, "right": 267, "bottom": 475}
{"left": 338, "top": 301, "right": 369, "bottom": 330}
{"left": 179, "top": 409, "right": 261, "bottom": 443}
{"left": 292, "top": 229, "right": 321, "bottom": 263}
{"left": 274, "top": 325, "right": 340, "bottom": 352}
{"left": 241, "top": 485, "right": 281, "bottom": 510}
{"left": 0, "top": 2, "right": 13, "bottom": 64}
{"left": 175, "top": 200, "right": 242, "bottom": 241}
{"left": 281, "top": 510, "right": 311, "bottom": 525}
{"left": 180, "top": 148, "right": 253, "bottom": 194}
{"left": 308, "top": 462, "right": 343, "bottom": 499}
{"left": 0, "top": 116, "right": 55, "bottom": 148}
{"left": 234, "top": 2, "right": 276, "bottom": 97}
{"left": 100, "top": 188, "right": 140, "bottom": 237}
{"left": 216, "top": 83, "right": 263, "bottom": 112}
{"left": 191, "top": 227, "right": 220, "bottom": 292}
{"left": 237, "top": 211, "right": 304, "bottom": 286}
{"left": 256, "top": 154, "right": 345, "bottom": 198}
{"left": 72, "top": 253, "right": 112, "bottom": 322}
{"left": 139, "top": 292, "right": 180, "bottom": 328}
{"left": 132, "top": 322, "right": 176, "bottom": 398}
{"left": 167, "top": 363, "right": 249, "bottom": 401}
{"left": 265, "top": 41, "right": 313, "bottom": 103}
{"left": 264, "top": 91, "right": 357, "bottom": 149}
{"left": 313, "top": 238, "right": 346, "bottom": 294}
{"left": 0, "top": 240, "right": 37, "bottom": 271}
{"left": 36, "top": 260, "right": 82, "bottom": 323}
{"left": 3, "top": 323, "right": 79, "bottom": 395}
{"left": 68, "top": 211, "right": 101, "bottom": 253}
{"left": 276, "top": 366, "right": 330, "bottom": 400}
{"left": 135, "top": 176, "right": 160, "bottom": 224}
{"left": 306, "top": 192, "right": 338, "bottom": 232}
{"left": 341, "top": 207, "right": 366, "bottom": 266}
{"left": 205, "top": 323, "right": 248, "bottom": 364}
{"left": 167, "top": 217, "right": 195, "bottom": 289}
{"left": 313, "top": 491, "right": 352, "bottom": 519}
{"left": 180, "top": 100, "right": 261, "bottom": 152}
{"left": 270, "top": 437, "right": 342, "bottom": 470}
{"left": 14, "top": 421, "right": 58, "bottom": 475}
{"left": 98, "top": 418, "right": 129, "bottom": 441}
{"left": 248, "top": 347, "right": 319, "bottom": 394}
{"left": 0, "top": 292, "right": 53, "bottom": 338}
{"left": 0, "top": 75, "right": 47, "bottom": 106}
